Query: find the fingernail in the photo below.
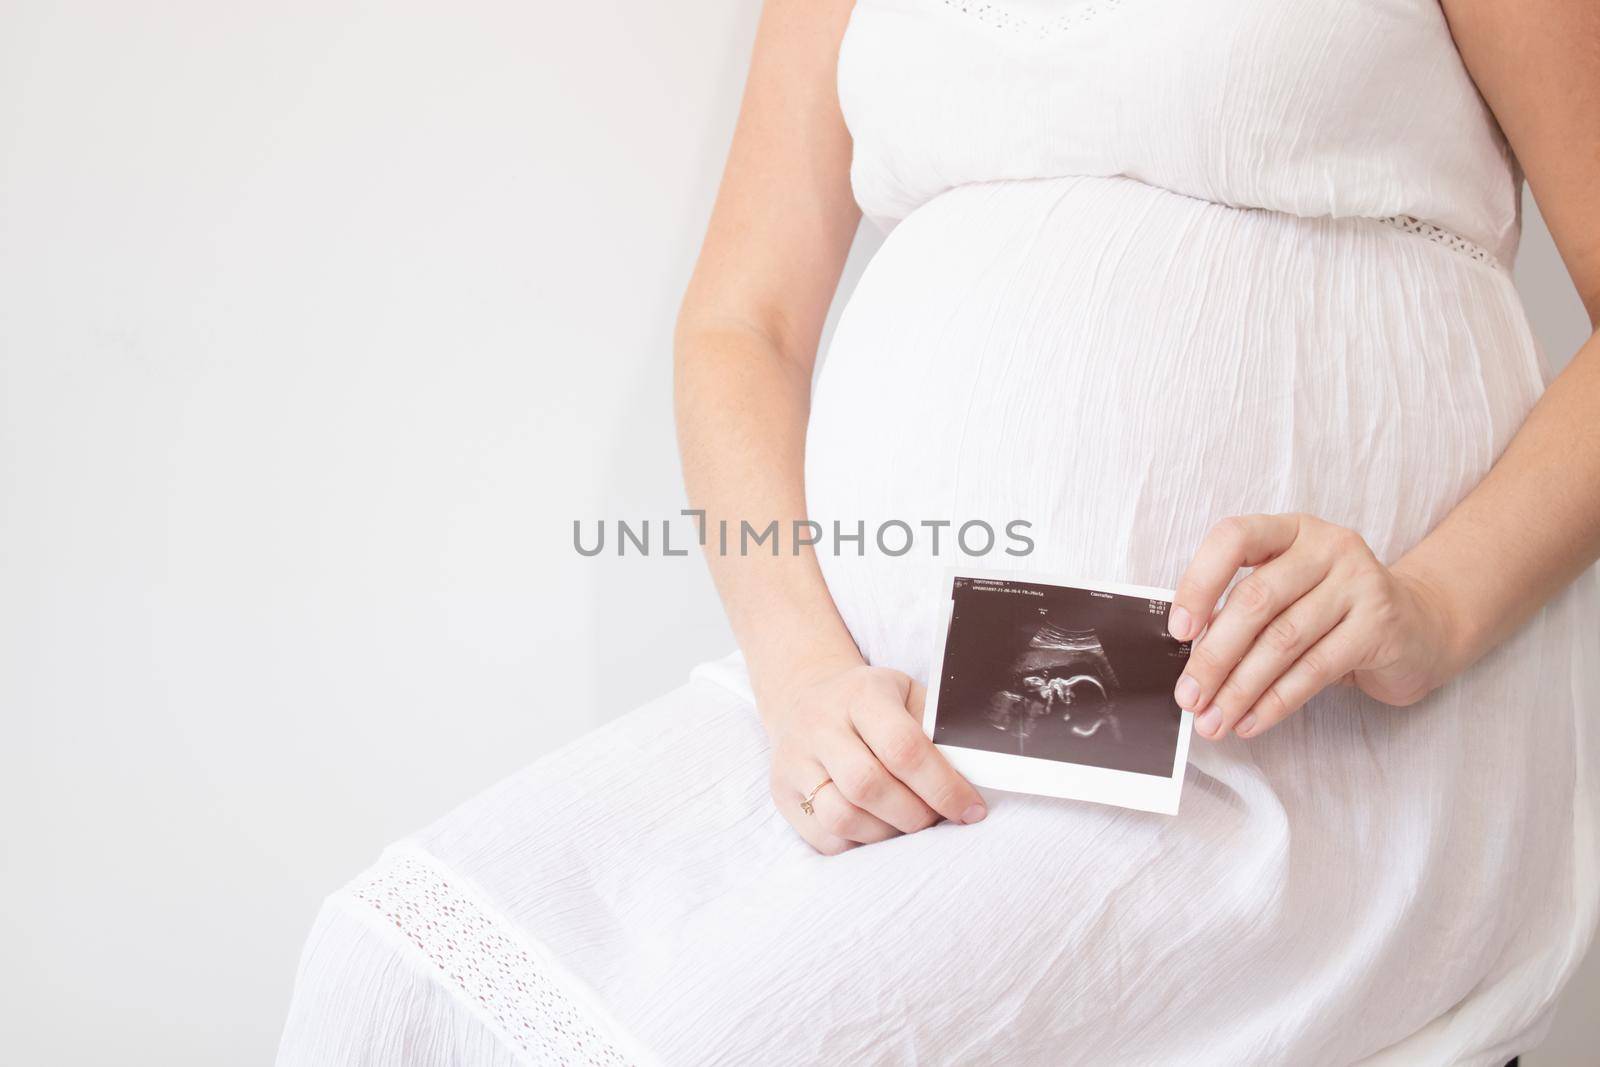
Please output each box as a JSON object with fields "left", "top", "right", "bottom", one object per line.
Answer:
{"left": 1169, "top": 605, "right": 1192, "bottom": 640}
{"left": 1235, "top": 713, "right": 1258, "bottom": 737}
{"left": 1197, "top": 706, "right": 1221, "bottom": 737}
{"left": 961, "top": 803, "right": 987, "bottom": 824}
{"left": 1174, "top": 674, "right": 1200, "bottom": 708}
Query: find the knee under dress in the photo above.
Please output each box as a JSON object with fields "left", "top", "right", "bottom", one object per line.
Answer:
{"left": 277, "top": 1, "right": 1599, "bottom": 1063}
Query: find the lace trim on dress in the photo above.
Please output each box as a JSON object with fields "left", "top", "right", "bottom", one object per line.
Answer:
{"left": 1376, "top": 214, "right": 1500, "bottom": 268}
{"left": 343, "top": 848, "right": 642, "bottom": 1067}
{"left": 938, "top": 0, "right": 1124, "bottom": 38}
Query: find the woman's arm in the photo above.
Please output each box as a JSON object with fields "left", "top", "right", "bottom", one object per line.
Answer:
{"left": 1399, "top": 0, "right": 1600, "bottom": 667}
{"left": 1165, "top": 0, "right": 1600, "bottom": 739}
{"left": 675, "top": 0, "right": 862, "bottom": 719}
{"left": 675, "top": 0, "right": 986, "bottom": 849}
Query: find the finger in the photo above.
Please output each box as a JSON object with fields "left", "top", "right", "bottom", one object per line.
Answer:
{"left": 1232, "top": 618, "right": 1367, "bottom": 737}
{"left": 1169, "top": 514, "right": 1302, "bottom": 642}
{"left": 853, "top": 693, "right": 981, "bottom": 830}
{"left": 774, "top": 759, "right": 856, "bottom": 856}
{"left": 1176, "top": 545, "right": 1333, "bottom": 716}
{"left": 788, "top": 748, "right": 900, "bottom": 845}
{"left": 809, "top": 779, "right": 900, "bottom": 844}
{"left": 907, "top": 680, "right": 928, "bottom": 721}
{"left": 899, "top": 678, "right": 986, "bottom": 825}
{"left": 820, "top": 725, "right": 933, "bottom": 836}
{"left": 910, "top": 679, "right": 987, "bottom": 824}
{"left": 1194, "top": 583, "right": 1350, "bottom": 739}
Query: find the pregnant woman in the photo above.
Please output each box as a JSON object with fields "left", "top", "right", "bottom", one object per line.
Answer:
{"left": 279, "top": 1, "right": 1599, "bottom": 1063}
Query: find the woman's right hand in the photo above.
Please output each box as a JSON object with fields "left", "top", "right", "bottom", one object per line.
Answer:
{"left": 765, "top": 660, "right": 989, "bottom": 854}
{"left": 672, "top": 1, "right": 983, "bottom": 856}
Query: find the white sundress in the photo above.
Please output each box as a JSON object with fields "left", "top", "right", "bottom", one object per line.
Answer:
{"left": 276, "top": 1, "right": 1599, "bottom": 1063}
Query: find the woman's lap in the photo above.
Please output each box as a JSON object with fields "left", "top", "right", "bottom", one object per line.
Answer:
{"left": 279, "top": 633, "right": 1585, "bottom": 1066}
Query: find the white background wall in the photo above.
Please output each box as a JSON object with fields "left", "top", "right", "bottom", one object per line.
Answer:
{"left": 0, "top": 3, "right": 1592, "bottom": 1064}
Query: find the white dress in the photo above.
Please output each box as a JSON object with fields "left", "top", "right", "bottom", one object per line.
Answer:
{"left": 277, "top": 1, "right": 1599, "bottom": 1064}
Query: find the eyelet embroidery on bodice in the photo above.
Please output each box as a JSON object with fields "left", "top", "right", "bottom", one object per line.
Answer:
{"left": 1376, "top": 215, "right": 1500, "bottom": 268}
{"left": 345, "top": 848, "right": 638, "bottom": 1066}
{"left": 938, "top": 0, "right": 1124, "bottom": 37}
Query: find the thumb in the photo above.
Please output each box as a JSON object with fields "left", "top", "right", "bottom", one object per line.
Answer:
{"left": 906, "top": 679, "right": 928, "bottom": 718}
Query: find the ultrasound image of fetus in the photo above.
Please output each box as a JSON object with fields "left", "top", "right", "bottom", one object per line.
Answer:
{"left": 985, "top": 620, "right": 1122, "bottom": 756}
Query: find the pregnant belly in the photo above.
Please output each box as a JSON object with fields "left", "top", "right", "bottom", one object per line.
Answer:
{"left": 805, "top": 176, "right": 1545, "bottom": 681}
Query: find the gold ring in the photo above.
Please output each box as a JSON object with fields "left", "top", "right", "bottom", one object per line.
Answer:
{"left": 800, "top": 777, "right": 831, "bottom": 816}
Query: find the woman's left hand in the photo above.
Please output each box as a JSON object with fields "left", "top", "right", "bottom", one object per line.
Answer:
{"left": 1167, "top": 513, "right": 1460, "bottom": 740}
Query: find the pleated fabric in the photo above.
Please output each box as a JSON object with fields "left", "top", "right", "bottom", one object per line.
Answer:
{"left": 278, "top": 1, "right": 1598, "bottom": 1064}
{"left": 839, "top": 0, "right": 1520, "bottom": 261}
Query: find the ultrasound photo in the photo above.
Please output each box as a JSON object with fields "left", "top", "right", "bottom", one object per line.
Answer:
{"left": 923, "top": 571, "right": 1196, "bottom": 814}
